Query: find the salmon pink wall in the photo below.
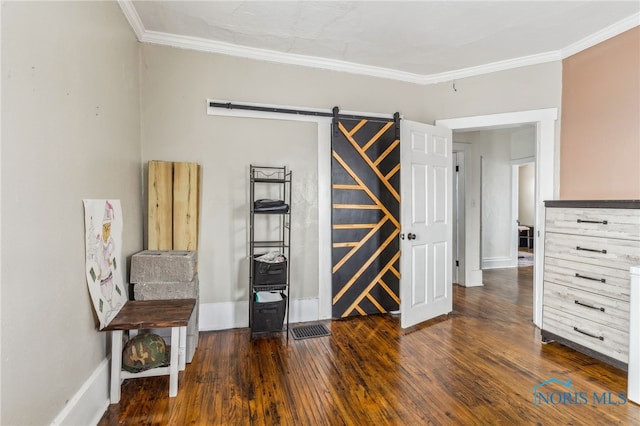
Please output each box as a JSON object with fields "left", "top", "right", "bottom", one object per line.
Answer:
{"left": 560, "top": 27, "right": 640, "bottom": 200}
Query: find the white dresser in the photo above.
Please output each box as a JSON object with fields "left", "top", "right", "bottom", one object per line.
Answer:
{"left": 629, "top": 266, "right": 640, "bottom": 403}
{"left": 542, "top": 200, "right": 640, "bottom": 370}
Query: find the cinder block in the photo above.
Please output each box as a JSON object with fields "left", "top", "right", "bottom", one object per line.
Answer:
{"left": 145, "top": 328, "right": 199, "bottom": 364}
{"left": 186, "top": 301, "right": 199, "bottom": 337}
{"left": 133, "top": 274, "right": 200, "bottom": 363}
{"left": 186, "top": 333, "right": 199, "bottom": 363}
{"left": 133, "top": 279, "right": 198, "bottom": 300}
{"left": 130, "top": 250, "right": 197, "bottom": 283}
{"left": 186, "top": 303, "right": 199, "bottom": 362}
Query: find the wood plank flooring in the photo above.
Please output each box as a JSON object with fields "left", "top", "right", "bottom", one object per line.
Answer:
{"left": 99, "top": 267, "right": 640, "bottom": 425}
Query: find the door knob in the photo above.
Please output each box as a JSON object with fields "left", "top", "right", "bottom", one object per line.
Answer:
{"left": 407, "top": 233, "right": 417, "bottom": 240}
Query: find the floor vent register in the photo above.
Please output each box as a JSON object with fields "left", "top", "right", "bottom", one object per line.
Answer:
{"left": 290, "top": 324, "right": 331, "bottom": 340}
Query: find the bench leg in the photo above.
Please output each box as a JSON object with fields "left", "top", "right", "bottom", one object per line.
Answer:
{"left": 110, "top": 330, "right": 124, "bottom": 404}
{"left": 169, "top": 326, "right": 180, "bottom": 397}
{"left": 179, "top": 325, "right": 187, "bottom": 371}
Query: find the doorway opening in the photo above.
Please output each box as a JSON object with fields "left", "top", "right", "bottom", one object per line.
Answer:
{"left": 451, "top": 124, "right": 536, "bottom": 274}
{"left": 452, "top": 150, "right": 465, "bottom": 285}
{"left": 515, "top": 161, "right": 535, "bottom": 268}
{"left": 436, "top": 108, "right": 558, "bottom": 327}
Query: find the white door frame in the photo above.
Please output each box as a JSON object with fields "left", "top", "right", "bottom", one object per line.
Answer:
{"left": 436, "top": 108, "right": 558, "bottom": 327}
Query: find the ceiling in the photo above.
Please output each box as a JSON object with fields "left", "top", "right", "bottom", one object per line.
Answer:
{"left": 122, "top": 1, "right": 640, "bottom": 84}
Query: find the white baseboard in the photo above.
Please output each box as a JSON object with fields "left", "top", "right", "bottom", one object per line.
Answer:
{"left": 482, "top": 256, "right": 517, "bottom": 270}
{"left": 199, "top": 298, "right": 320, "bottom": 331}
{"left": 51, "top": 357, "right": 110, "bottom": 426}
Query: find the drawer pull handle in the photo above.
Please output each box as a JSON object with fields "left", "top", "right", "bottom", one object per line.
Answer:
{"left": 574, "top": 299, "right": 605, "bottom": 312}
{"left": 577, "top": 219, "right": 608, "bottom": 225}
{"left": 575, "top": 273, "right": 606, "bottom": 283}
{"left": 573, "top": 327, "right": 604, "bottom": 341}
{"left": 576, "top": 246, "right": 607, "bottom": 254}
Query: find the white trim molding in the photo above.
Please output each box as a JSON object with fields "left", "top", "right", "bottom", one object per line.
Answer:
{"left": 421, "top": 51, "right": 560, "bottom": 85}
{"left": 561, "top": 12, "right": 640, "bottom": 59}
{"left": 145, "top": 31, "right": 430, "bottom": 85}
{"left": 116, "top": 0, "right": 144, "bottom": 40}
{"left": 482, "top": 256, "right": 517, "bottom": 270}
{"left": 118, "top": 1, "right": 638, "bottom": 85}
{"left": 198, "top": 299, "right": 321, "bottom": 331}
{"left": 51, "top": 358, "right": 110, "bottom": 426}
{"left": 436, "top": 109, "right": 558, "bottom": 131}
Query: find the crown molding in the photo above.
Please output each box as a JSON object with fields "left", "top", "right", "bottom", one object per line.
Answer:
{"left": 562, "top": 12, "right": 640, "bottom": 58}
{"left": 136, "top": 28, "right": 561, "bottom": 86}
{"left": 117, "top": 0, "right": 145, "bottom": 40}
{"left": 420, "top": 51, "right": 562, "bottom": 85}
{"left": 140, "top": 30, "right": 429, "bottom": 85}
{"left": 117, "top": 1, "right": 639, "bottom": 86}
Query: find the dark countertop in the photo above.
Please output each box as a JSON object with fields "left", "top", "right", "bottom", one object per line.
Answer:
{"left": 545, "top": 200, "right": 640, "bottom": 209}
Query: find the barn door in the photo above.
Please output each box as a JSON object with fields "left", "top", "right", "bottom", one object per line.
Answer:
{"left": 331, "top": 115, "right": 401, "bottom": 318}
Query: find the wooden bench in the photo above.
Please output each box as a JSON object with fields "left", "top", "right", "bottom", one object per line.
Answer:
{"left": 102, "top": 298, "right": 196, "bottom": 403}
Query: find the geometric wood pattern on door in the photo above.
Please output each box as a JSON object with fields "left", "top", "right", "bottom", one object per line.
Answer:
{"left": 331, "top": 116, "right": 401, "bottom": 318}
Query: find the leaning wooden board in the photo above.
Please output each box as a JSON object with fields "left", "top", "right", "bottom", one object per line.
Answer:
{"left": 173, "top": 162, "right": 200, "bottom": 251}
{"left": 148, "top": 160, "right": 174, "bottom": 250}
{"left": 148, "top": 160, "right": 200, "bottom": 250}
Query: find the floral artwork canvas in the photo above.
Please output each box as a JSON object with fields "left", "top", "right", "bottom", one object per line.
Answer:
{"left": 83, "top": 199, "right": 128, "bottom": 329}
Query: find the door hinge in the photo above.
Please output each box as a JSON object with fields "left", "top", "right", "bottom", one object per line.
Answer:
{"left": 456, "top": 260, "right": 459, "bottom": 267}
{"left": 455, "top": 165, "right": 459, "bottom": 172}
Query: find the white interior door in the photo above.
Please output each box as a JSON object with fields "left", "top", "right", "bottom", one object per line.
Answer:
{"left": 400, "top": 120, "right": 453, "bottom": 328}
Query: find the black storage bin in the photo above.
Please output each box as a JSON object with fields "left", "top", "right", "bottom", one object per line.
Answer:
{"left": 252, "top": 294, "right": 287, "bottom": 333}
{"left": 253, "top": 255, "right": 287, "bottom": 285}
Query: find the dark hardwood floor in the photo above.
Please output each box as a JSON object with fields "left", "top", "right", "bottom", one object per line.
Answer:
{"left": 99, "top": 267, "right": 640, "bottom": 425}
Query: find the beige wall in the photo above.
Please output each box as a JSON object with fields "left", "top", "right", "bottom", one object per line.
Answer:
{"left": 479, "top": 131, "right": 514, "bottom": 268}
{"left": 426, "top": 62, "right": 563, "bottom": 121}
{"left": 1, "top": 2, "right": 141, "bottom": 424}
{"left": 560, "top": 27, "right": 640, "bottom": 199}
{"left": 139, "top": 43, "right": 431, "bottom": 121}
{"left": 140, "top": 45, "right": 562, "bottom": 306}
{"left": 139, "top": 44, "right": 432, "bottom": 305}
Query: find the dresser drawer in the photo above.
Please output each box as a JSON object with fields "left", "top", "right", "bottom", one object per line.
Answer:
{"left": 546, "top": 207, "right": 640, "bottom": 240}
{"left": 545, "top": 232, "right": 640, "bottom": 271}
{"left": 543, "top": 281, "right": 629, "bottom": 332}
{"left": 543, "top": 257, "right": 630, "bottom": 301}
{"left": 543, "top": 306, "right": 628, "bottom": 363}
